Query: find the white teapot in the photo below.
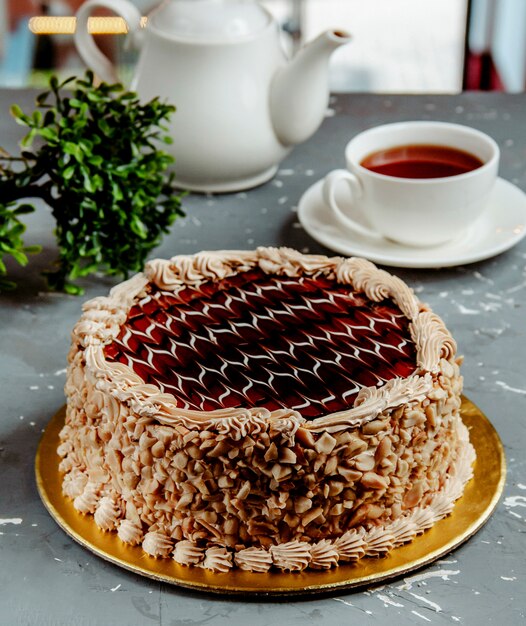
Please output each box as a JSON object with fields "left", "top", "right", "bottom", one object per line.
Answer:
{"left": 75, "top": 0, "right": 350, "bottom": 192}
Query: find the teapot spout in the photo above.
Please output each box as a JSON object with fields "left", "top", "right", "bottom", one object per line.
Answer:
{"left": 270, "top": 30, "right": 351, "bottom": 147}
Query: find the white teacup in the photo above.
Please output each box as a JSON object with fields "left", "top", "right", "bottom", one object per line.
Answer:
{"left": 322, "top": 121, "right": 500, "bottom": 247}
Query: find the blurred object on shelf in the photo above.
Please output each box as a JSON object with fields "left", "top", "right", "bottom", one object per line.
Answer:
{"left": 0, "top": 19, "right": 35, "bottom": 86}
{"left": 0, "top": 0, "right": 121, "bottom": 86}
{"left": 0, "top": 0, "right": 36, "bottom": 86}
{"left": 464, "top": 0, "right": 504, "bottom": 89}
{"left": 29, "top": 15, "right": 149, "bottom": 34}
{"left": 464, "top": 0, "right": 526, "bottom": 91}
{"left": 280, "top": 0, "right": 304, "bottom": 51}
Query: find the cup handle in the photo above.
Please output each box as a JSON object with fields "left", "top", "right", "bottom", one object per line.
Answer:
{"left": 322, "top": 169, "right": 382, "bottom": 240}
{"left": 74, "top": 0, "right": 142, "bottom": 84}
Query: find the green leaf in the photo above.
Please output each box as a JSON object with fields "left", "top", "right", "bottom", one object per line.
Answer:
{"left": 68, "top": 263, "right": 81, "bottom": 280}
{"left": 23, "top": 244, "right": 42, "bottom": 254}
{"left": 36, "top": 127, "right": 58, "bottom": 142}
{"left": 82, "top": 172, "right": 95, "bottom": 193}
{"left": 64, "top": 282, "right": 84, "bottom": 295}
{"left": 87, "top": 154, "right": 103, "bottom": 167}
{"left": 20, "top": 129, "right": 37, "bottom": 148}
{"left": 63, "top": 142, "right": 84, "bottom": 161}
{"left": 36, "top": 91, "right": 50, "bottom": 106}
{"left": 62, "top": 165, "right": 76, "bottom": 180}
{"left": 111, "top": 181, "right": 124, "bottom": 201}
{"left": 130, "top": 215, "right": 148, "bottom": 238}
{"left": 0, "top": 275, "right": 17, "bottom": 291}
{"left": 43, "top": 110, "right": 56, "bottom": 126}
{"left": 78, "top": 139, "right": 93, "bottom": 153}
{"left": 9, "top": 248, "right": 28, "bottom": 266}
{"left": 12, "top": 204, "right": 35, "bottom": 215}
{"left": 9, "top": 104, "right": 24, "bottom": 120}
{"left": 7, "top": 222, "right": 25, "bottom": 237}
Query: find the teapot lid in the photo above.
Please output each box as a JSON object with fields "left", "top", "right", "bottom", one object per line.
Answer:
{"left": 148, "top": 0, "right": 271, "bottom": 41}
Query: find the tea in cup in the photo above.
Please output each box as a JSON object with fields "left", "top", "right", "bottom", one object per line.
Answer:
{"left": 322, "top": 121, "right": 500, "bottom": 247}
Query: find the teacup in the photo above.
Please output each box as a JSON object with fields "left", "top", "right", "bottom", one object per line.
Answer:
{"left": 322, "top": 121, "right": 500, "bottom": 247}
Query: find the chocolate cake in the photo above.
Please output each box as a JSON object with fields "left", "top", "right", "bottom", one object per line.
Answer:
{"left": 58, "top": 248, "right": 475, "bottom": 572}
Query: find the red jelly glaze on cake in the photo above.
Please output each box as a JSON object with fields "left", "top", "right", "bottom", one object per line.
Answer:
{"left": 104, "top": 269, "right": 417, "bottom": 419}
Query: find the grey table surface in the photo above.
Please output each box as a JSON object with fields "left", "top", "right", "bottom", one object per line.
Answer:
{"left": 1, "top": 89, "right": 525, "bottom": 626}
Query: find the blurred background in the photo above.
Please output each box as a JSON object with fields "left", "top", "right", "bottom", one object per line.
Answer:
{"left": 0, "top": 0, "right": 524, "bottom": 92}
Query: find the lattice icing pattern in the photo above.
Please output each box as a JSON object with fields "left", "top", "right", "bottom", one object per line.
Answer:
{"left": 104, "top": 269, "right": 417, "bottom": 419}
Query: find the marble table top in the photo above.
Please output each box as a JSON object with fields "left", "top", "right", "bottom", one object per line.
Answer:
{"left": 1, "top": 89, "right": 525, "bottom": 625}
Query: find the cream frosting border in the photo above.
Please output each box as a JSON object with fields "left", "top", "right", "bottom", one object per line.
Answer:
{"left": 73, "top": 247, "right": 458, "bottom": 434}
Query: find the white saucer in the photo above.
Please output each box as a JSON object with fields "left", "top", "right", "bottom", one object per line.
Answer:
{"left": 297, "top": 177, "right": 526, "bottom": 268}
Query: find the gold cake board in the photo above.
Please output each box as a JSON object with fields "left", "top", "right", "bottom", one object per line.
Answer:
{"left": 35, "top": 397, "right": 505, "bottom": 596}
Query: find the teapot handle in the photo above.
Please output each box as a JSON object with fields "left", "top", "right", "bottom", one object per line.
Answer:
{"left": 74, "top": 0, "right": 142, "bottom": 84}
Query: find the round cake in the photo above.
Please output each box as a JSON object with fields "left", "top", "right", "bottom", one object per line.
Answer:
{"left": 58, "top": 247, "right": 475, "bottom": 572}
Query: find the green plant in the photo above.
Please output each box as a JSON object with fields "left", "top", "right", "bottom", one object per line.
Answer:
{"left": 0, "top": 200, "right": 41, "bottom": 291}
{"left": 0, "top": 71, "right": 184, "bottom": 294}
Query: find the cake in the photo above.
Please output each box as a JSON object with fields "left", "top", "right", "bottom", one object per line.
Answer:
{"left": 58, "top": 247, "right": 475, "bottom": 572}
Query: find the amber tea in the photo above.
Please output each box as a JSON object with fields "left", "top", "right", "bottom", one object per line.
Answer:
{"left": 360, "top": 144, "right": 484, "bottom": 179}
